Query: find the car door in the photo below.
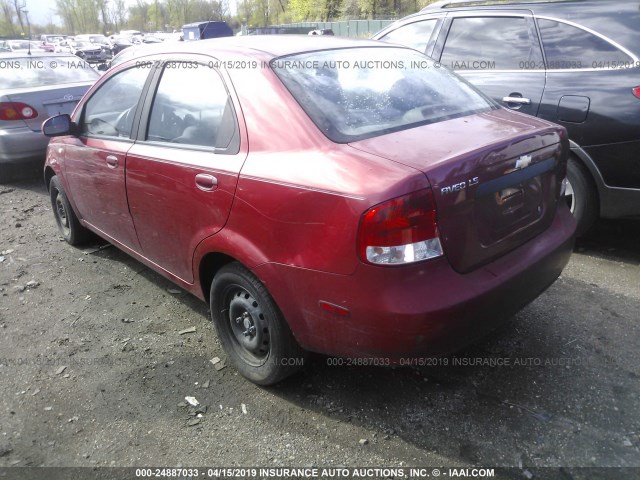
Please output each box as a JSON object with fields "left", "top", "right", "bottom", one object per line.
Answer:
{"left": 534, "top": 16, "right": 640, "bottom": 191}
{"left": 63, "top": 65, "right": 151, "bottom": 251}
{"left": 125, "top": 58, "right": 246, "bottom": 283}
{"left": 433, "top": 12, "right": 546, "bottom": 116}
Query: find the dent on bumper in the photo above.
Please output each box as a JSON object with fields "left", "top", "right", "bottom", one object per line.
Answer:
{"left": 254, "top": 206, "right": 576, "bottom": 359}
{"left": 0, "top": 127, "right": 49, "bottom": 163}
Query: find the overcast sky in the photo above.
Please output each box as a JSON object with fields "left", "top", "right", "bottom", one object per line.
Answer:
{"left": 22, "top": 0, "right": 59, "bottom": 26}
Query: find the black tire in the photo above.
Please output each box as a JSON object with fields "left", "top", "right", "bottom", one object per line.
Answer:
{"left": 49, "top": 176, "right": 91, "bottom": 245}
{"left": 210, "top": 262, "right": 306, "bottom": 385}
{"left": 565, "top": 157, "right": 598, "bottom": 237}
{"left": 0, "top": 164, "right": 11, "bottom": 183}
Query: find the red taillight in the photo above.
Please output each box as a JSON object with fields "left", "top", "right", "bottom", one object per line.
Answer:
{"left": 358, "top": 188, "right": 443, "bottom": 266}
{"left": 633, "top": 86, "right": 640, "bottom": 99}
{"left": 0, "top": 102, "right": 39, "bottom": 121}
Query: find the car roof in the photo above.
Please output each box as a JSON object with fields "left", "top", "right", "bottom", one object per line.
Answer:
{"left": 422, "top": 0, "right": 627, "bottom": 11}
{"left": 126, "top": 35, "right": 394, "bottom": 60}
{"left": 410, "top": 0, "right": 640, "bottom": 54}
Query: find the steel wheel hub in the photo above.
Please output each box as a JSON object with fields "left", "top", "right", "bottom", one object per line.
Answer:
{"left": 55, "top": 193, "right": 70, "bottom": 235}
{"left": 564, "top": 179, "right": 575, "bottom": 213}
{"left": 228, "top": 289, "right": 270, "bottom": 363}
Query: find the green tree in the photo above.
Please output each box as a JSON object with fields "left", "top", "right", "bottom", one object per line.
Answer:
{"left": 0, "top": 0, "right": 17, "bottom": 36}
{"left": 128, "top": 0, "right": 150, "bottom": 31}
{"left": 108, "top": 0, "right": 127, "bottom": 34}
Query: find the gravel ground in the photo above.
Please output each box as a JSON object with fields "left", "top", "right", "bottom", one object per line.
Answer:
{"left": 0, "top": 179, "right": 638, "bottom": 479}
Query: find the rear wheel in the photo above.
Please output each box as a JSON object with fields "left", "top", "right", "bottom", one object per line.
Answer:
{"left": 49, "top": 176, "right": 91, "bottom": 245}
{"left": 565, "top": 157, "right": 598, "bottom": 237}
{"left": 210, "top": 262, "right": 305, "bottom": 385}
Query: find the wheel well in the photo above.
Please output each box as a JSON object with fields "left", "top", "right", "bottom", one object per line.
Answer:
{"left": 44, "top": 167, "right": 56, "bottom": 192}
{"left": 199, "top": 252, "right": 236, "bottom": 300}
{"left": 568, "top": 143, "right": 604, "bottom": 198}
{"left": 568, "top": 151, "right": 600, "bottom": 206}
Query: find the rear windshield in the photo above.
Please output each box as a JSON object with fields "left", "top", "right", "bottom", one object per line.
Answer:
{"left": 272, "top": 47, "right": 495, "bottom": 143}
{"left": 0, "top": 57, "right": 99, "bottom": 89}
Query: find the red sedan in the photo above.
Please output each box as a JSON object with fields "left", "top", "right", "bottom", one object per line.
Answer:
{"left": 43, "top": 36, "right": 576, "bottom": 385}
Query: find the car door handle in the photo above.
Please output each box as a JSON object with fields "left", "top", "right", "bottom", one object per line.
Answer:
{"left": 195, "top": 173, "right": 218, "bottom": 191}
{"left": 502, "top": 96, "right": 531, "bottom": 105}
{"left": 105, "top": 155, "right": 118, "bottom": 168}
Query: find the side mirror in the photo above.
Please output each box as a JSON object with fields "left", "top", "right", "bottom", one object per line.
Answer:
{"left": 43, "top": 114, "right": 74, "bottom": 137}
{"left": 97, "top": 63, "right": 108, "bottom": 71}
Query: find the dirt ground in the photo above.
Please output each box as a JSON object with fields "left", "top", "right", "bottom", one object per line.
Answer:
{"left": 0, "top": 178, "right": 639, "bottom": 479}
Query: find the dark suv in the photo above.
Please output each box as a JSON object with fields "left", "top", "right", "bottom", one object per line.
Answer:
{"left": 374, "top": 0, "right": 640, "bottom": 235}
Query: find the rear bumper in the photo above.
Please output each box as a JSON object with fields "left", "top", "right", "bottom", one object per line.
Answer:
{"left": 254, "top": 205, "right": 576, "bottom": 359}
{"left": 0, "top": 126, "right": 49, "bottom": 164}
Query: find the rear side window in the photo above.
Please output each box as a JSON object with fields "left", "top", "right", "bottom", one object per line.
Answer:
{"left": 441, "top": 16, "right": 542, "bottom": 70}
{"left": 146, "top": 62, "right": 238, "bottom": 151}
{"left": 537, "top": 18, "right": 633, "bottom": 70}
{"left": 379, "top": 20, "right": 438, "bottom": 53}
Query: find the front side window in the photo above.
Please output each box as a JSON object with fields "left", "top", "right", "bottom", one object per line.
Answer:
{"left": 81, "top": 66, "right": 149, "bottom": 138}
{"left": 537, "top": 18, "right": 633, "bottom": 69}
{"left": 380, "top": 20, "right": 438, "bottom": 53}
{"left": 272, "top": 47, "right": 495, "bottom": 143}
{"left": 441, "top": 16, "right": 542, "bottom": 70}
{"left": 146, "top": 62, "right": 237, "bottom": 150}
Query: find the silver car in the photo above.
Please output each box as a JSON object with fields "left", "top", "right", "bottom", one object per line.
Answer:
{"left": 0, "top": 53, "right": 99, "bottom": 181}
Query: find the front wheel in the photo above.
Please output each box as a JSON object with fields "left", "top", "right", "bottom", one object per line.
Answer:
{"left": 210, "top": 263, "right": 306, "bottom": 385}
{"left": 49, "top": 176, "right": 91, "bottom": 245}
{"left": 565, "top": 157, "right": 598, "bottom": 237}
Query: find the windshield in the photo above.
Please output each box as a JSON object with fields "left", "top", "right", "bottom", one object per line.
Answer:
{"left": 0, "top": 57, "right": 99, "bottom": 89}
{"left": 272, "top": 47, "right": 495, "bottom": 143}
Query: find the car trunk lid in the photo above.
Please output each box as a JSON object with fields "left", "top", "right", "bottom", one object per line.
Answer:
{"left": 348, "top": 109, "right": 568, "bottom": 273}
{"left": 4, "top": 83, "right": 88, "bottom": 131}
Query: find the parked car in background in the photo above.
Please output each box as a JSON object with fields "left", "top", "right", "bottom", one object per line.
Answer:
{"left": 40, "top": 34, "right": 69, "bottom": 52}
{"left": 42, "top": 37, "right": 575, "bottom": 385}
{"left": 140, "top": 35, "right": 163, "bottom": 44}
{"left": 374, "top": 0, "right": 640, "bottom": 235}
{"left": 0, "top": 53, "right": 99, "bottom": 181}
{"left": 104, "top": 42, "right": 165, "bottom": 70}
{"left": 67, "top": 40, "right": 109, "bottom": 63}
{"left": 74, "top": 34, "right": 109, "bottom": 45}
{"left": 182, "top": 21, "right": 233, "bottom": 40}
{"left": 109, "top": 35, "right": 135, "bottom": 56}
{"left": 0, "top": 40, "right": 44, "bottom": 52}
{"left": 53, "top": 38, "right": 72, "bottom": 52}
{"left": 308, "top": 29, "right": 335, "bottom": 36}
{"left": 74, "top": 34, "right": 113, "bottom": 57}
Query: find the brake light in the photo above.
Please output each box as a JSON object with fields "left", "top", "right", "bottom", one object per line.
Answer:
{"left": 633, "top": 86, "right": 640, "bottom": 99}
{"left": 358, "top": 188, "right": 443, "bottom": 265}
{"left": 0, "top": 102, "right": 38, "bottom": 121}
